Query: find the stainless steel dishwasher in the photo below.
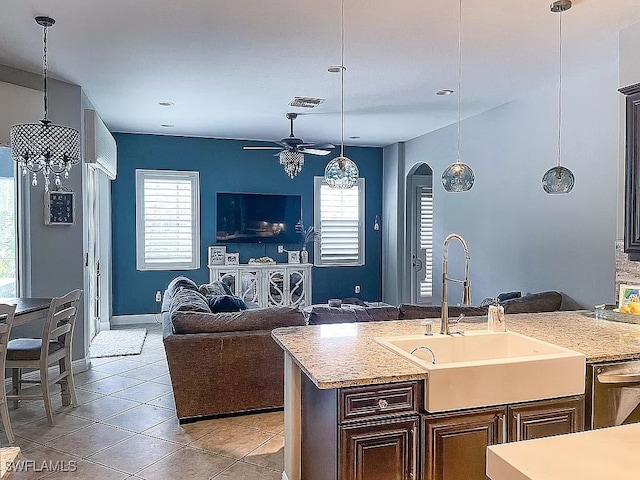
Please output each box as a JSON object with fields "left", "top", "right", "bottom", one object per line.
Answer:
{"left": 587, "top": 360, "right": 640, "bottom": 429}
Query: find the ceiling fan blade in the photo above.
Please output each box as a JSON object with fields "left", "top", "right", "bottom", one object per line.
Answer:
{"left": 300, "top": 148, "right": 332, "bottom": 156}
{"left": 309, "top": 143, "right": 335, "bottom": 150}
{"left": 243, "top": 146, "right": 283, "bottom": 150}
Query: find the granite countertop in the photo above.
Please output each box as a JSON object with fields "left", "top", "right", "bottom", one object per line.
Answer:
{"left": 486, "top": 422, "right": 640, "bottom": 480}
{"left": 271, "top": 311, "right": 640, "bottom": 389}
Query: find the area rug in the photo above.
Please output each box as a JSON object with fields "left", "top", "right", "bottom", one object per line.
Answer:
{"left": 89, "top": 329, "right": 147, "bottom": 358}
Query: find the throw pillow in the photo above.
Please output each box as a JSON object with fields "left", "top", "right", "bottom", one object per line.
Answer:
{"left": 199, "top": 281, "right": 233, "bottom": 296}
{"left": 169, "top": 288, "right": 211, "bottom": 318}
{"left": 166, "top": 276, "right": 199, "bottom": 297}
{"left": 207, "top": 295, "right": 247, "bottom": 313}
{"left": 497, "top": 291, "right": 522, "bottom": 302}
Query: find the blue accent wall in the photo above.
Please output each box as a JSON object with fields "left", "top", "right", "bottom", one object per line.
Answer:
{"left": 112, "top": 133, "right": 384, "bottom": 315}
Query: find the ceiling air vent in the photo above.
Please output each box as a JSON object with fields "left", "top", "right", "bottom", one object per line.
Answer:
{"left": 288, "top": 96, "right": 325, "bottom": 108}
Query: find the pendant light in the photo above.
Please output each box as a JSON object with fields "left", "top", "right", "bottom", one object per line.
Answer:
{"left": 10, "top": 17, "right": 80, "bottom": 193}
{"left": 324, "top": 0, "right": 359, "bottom": 189}
{"left": 542, "top": 0, "right": 575, "bottom": 194}
{"left": 442, "top": 0, "right": 474, "bottom": 193}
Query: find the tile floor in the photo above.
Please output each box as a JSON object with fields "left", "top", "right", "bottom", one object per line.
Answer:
{"left": 0, "top": 324, "right": 284, "bottom": 479}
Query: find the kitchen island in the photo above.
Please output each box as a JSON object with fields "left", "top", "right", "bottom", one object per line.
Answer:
{"left": 272, "top": 311, "right": 640, "bottom": 480}
{"left": 487, "top": 422, "right": 640, "bottom": 479}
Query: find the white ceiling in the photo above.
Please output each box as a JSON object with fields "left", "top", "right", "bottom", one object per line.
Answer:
{"left": 0, "top": 0, "right": 639, "bottom": 147}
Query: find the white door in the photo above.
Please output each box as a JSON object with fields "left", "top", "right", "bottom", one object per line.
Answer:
{"left": 86, "top": 166, "right": 100, "bottom": 340}
{"left": 410, "top": 183, "right": 433, "bottom": 305}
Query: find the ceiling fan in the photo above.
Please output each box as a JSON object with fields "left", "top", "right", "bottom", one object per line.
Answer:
{"left": 243, "top": 113, "right": 335, "bottom": 179}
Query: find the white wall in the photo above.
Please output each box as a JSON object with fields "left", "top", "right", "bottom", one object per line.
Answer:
{"left": 0, "top": 81, "right": 41, "bottom": 146}
{"left": 0, "top": 65, "right": 87, "bottom": 362}
{"left": 399, "top": 35, "right": 619, "bottom": 308}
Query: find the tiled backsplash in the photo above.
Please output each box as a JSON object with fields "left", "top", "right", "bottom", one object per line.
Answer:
{"left": 615, "top": 239, "right": 640, "bottom": 302}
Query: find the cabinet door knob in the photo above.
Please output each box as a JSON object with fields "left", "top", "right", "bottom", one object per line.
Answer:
{"left": 378, "top": 399, "right": 389, "bottom": 409}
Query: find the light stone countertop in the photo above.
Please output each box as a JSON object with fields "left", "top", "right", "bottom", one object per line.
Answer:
{"left": 486, "top": 422, "right": 640, "bottom": 480}
{"left": 272, "top": 310, "right": 640, "bottom": 389}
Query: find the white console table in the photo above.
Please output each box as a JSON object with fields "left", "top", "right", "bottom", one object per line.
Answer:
{"left": 209, "top": 263, "right": 312, "bottom": 308}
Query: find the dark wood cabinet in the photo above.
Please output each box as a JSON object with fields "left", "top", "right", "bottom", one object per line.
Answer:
{"left": 422, "top": 407, "right": 505, "bottom": 480}
{"left": 507, "top": 396, "right": 584, "bottom": 442}
{"left": 620, "top": 83, "right": 640, "bottom": 258}
{"left": 340, "top": 417, "right": 418, "bottom": 480}
{"left": 301, "top": 376, "right": 421, "bottom": 480}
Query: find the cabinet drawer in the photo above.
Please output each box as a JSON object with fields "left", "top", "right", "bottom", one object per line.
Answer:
{"left": 340, "top": 382, "right": 419, "bottom": 422}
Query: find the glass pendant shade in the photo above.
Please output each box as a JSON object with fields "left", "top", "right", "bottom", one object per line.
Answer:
{"left": 442, "top": 161, "right": 474, "bottom": 192}
{"left": 279, "top": 150, "right": 304, "bottom": 179}
{"left": 542, "top": 166, "right": 574, "bottom": 194}
{"left": 325, "top": 155, "right": 359, "bottom": 189}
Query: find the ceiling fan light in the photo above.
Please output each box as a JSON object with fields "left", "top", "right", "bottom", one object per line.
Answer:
{"left": 279, "top": 150, "right": 304, "bottom": 179}
{"left": 325, "top": 155, "right": 359, "bottom": 189}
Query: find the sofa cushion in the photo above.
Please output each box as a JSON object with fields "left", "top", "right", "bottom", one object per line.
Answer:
{"left": 169, "top": 288, "right": 211, "bottom": 317}
{"left": 398, "top": 304, "right": 442, "bottom": 319}
{"left": 199, "top": 281, "right": 233, "bottom": 296}
{"left": 354, "top": 306, "right": 401, "bottom": 322}
{"left": 171, "top": 306, "right": 305, "bottom": 334}
{"left": 166, "top": 276, "right": 199, "bottom": 297}
{"left": 207, "top": 295, "right": 247, "bottom": 313}
{"left": 308, "top": 306, "right": 359, "bottom": 325}
{"left": 399, "top": 304, "right": 488, "bottom": 320}
{"left": 500, "top": 291, "right": 562, "bottom": 314}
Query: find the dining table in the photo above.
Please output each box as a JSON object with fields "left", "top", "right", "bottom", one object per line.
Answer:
{"left": 0, "top": 298, "right": 52, "bottom": 326}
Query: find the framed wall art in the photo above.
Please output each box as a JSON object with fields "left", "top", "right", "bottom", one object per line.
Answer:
{"left": 208, "top": 246, "right": 226, "bottom": 266}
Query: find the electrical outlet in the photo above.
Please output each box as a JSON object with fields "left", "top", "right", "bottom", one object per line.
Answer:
{"left": 277, "top": 245, "right": 284, "bottom": 253}
{"left": 155, "top": 291, "right": 162, "bottom": 302}
{"left": 355, "top": 285, "right": 361, "bottom": 294}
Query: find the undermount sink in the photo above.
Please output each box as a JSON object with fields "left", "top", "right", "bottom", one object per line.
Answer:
{"left": 374, "top": 331, "right": 585, "bottom": 413}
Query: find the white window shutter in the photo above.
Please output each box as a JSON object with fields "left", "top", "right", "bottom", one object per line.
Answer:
{"left": 419, "top": 187, "right": 433, "bottom": 297}
{"left": 136, "top": 170, "right": 200, "bottom": 270}
{"left": 314, "top": 177, "right": 365, "bottom": 267}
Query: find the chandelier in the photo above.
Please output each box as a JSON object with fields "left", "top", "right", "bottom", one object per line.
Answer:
{"left": 324, "top": 0, "right": 359, "bottom": 189}
{"left": 279, "top": 150, "right": 304, "bottom": 179}
{"left": 10, "top": 16, "right": 80, "bottom": 192}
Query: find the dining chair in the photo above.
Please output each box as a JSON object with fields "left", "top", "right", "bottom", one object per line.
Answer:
{"left": 0, "top": 303, "right": 17, "bottom": 444}
{"left": 6, "top": 290, "right": 82, "bottom": 426}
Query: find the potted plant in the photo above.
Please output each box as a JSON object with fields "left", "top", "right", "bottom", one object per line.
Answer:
{"left": 296, "top": 221, "right": 319, "bottom": 263}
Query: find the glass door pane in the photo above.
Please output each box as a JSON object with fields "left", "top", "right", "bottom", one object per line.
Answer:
{"left": 0, "top": 147, "right": 16, "bottom": 297}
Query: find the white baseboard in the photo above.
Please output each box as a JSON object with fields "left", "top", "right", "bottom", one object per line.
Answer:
{"left": 3, "top": 356, "right": 89, "bottom": 391}
{"left": 99, "top": 320, "right": 111, "bottom": 332}
{"left": 110, "top": 314, "right": 161, "bottom": 326}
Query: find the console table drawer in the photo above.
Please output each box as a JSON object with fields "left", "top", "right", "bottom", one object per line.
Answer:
{"left": 340, "top": 381, "right": 419, "bottom": 422}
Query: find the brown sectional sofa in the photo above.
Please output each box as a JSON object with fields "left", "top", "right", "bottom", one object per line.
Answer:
{"left": 307, "top": 291, "right": 573, "bottom": 325}
{"left": 162, "top": 278, "right": 305, "bottom": 422}
{"left": 162, "top": 280, "right": 575, "bottom": 422}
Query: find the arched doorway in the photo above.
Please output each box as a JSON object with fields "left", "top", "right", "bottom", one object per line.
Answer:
{"left": 407, "top": 163, "right": 433, "bottom": 305}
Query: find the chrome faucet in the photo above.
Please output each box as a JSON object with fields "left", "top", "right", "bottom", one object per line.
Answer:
{"left": 441, "top": 233, "right": 471, "bottom": 335}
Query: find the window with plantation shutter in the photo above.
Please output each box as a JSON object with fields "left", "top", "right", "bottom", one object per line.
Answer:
{"left": 135, "top": 170, "right": 200, "bottom": 271}
{"left": 313, "top": 177, "right": 365, "bottom": 267}
{"left": 419, "top": 186, "right": 433, "bottom": 298}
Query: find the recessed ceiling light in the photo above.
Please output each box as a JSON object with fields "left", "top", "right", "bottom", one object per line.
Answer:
{"left": 161, "top": 124, "right": 174, "bottom": 128}
{"left": 436, "top": 89, "right": 454, "bottom": 96}
{"left": 327, "top": 65, "right": 345, "bottom": 73}
{"left": 158, "top": 101, "right": 174, "bottom": 107}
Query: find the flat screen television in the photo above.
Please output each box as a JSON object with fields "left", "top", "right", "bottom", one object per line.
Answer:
{"left": 216, "top": 192, "right": 302, "bottom": 244}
